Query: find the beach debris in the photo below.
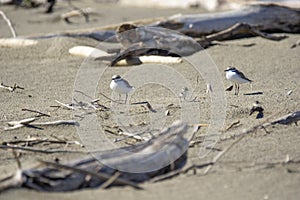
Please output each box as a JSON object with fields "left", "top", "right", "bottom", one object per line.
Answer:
{"left": 206, "top": 83, "right": 212, "bottom": 94}
{"left": 0, "top": 121, "right": 196, "bottom": 192}
{"left": 156, "top": 4, "right": 299, "bottom": 38}
{"left": 114, "top": 130, "right": 151, "bottom": 142}
{"left": 224, "top": 120, "right": 240, "bottom": 131}
{"left": 61, "top": 8, "right": 94, "bottom": 24}
{"left": 0, "top": 10, "right": 16, "bottom": 38}
{"left": 152, "top": 111, "right": 300, "bottom": 178}
{"left": 3, "top": 117, "right": 79, "bottom": 131}
{"left": 0, "top": 38, "right": 38, "bottom": 47}
{"left": 286, "top": 90, "right": 293, "bottom": 96}
{"left": 1, "top": 136, "right": 84, "bottom": 148}
{"left": 22, "top": 3, "right": 300, "bottom": 49}
{"left": 270, "top": 111, "right": 300, "bottom": 125}
{"left": 165, "top": 110, "right": 170, "bottom": 116}
{"left": 0, "top": 145, "right": 86, "bottom": 154}
{"left": 290, "top": 39, "right": 300, "bottom": 48}
{"left": 130, "top": 101, "right": 156, "bottom": 113}
{"left": 21, "top": 108, "right": 51, "bottom": 117}
{"left": 69, "top": 46, "right": 109, "bottom": 58}
{"left": 113, "top": 55, "right": 183, "bottom": 66}
{"left": 249, "top": 101, "right": 264, "bottom": 119}
{"left": 243, "top": 91, "right": 263, "bottom": 96}
{"left": 104, "top": 23, "right": 200, "bottom": 66}
{"left": 55, "top": 100, "right": 75, "bottom": 110}
{"left": 197, "top": 22, "right": 287, "bottom": 47}
{"left": 70, "top": 46, "right": 182, "bottom": 65}
{"left": 0, "top": 82, "right": 24, "bottom": 92}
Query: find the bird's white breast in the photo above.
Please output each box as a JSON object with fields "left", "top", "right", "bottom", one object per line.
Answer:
{"left": 226, "top": 71, "right": 250, "bottom": 84}
{"left": 110, "top": 80, "right": 132, "bottom": 94}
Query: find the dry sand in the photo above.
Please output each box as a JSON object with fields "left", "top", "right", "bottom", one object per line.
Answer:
{"left": 0, "top": 1, "right": 299, "bottom": 199}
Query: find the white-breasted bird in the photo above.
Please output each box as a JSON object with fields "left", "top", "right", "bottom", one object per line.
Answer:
{"left": 225, "top": 67, "right": 252, "bottom": 95}
{"left": 110, "top": 75, "right": 134, "bottom": 103}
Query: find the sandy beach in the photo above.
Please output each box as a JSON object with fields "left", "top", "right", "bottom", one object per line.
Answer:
{"left": 0, "top": 1, "right": 299, "bottom": 199}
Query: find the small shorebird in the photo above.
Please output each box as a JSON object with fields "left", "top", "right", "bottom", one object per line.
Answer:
{"left": 249, "top": 100, "right": 264, "bottom": 118}
{"left": 110, "top": 75, "right": 134, "bottom": 103}
{"left": 225, "top": 67, "right": 252, "bottom": 95}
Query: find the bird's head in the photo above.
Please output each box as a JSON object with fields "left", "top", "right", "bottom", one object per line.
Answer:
{"left": 112, "top": 75, "right": 121, "bottom": 80}
{"left": 225, "top": 66, "right": 236, "bottom": 72}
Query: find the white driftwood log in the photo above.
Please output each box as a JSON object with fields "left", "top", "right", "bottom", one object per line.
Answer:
{"left": 0, "top": 38, "right": 38, "bottom": 47}
{"left": 156, "top": 3, "right": 300, "bottom": 37}
{"left": 27, "top": 3, "right": 300, "bottom": 42}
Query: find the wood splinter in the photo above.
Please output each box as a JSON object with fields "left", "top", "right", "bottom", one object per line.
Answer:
{"left": 0, "top": 83, "right": 24, "bottom": 92}
{"left": 4, "top": 117, "right": 79, "bottom": 131}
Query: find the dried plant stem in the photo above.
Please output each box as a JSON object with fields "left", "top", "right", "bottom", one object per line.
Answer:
{"left": 55, "top": 100, "right": 74, "bottom": 110}
{"left": 0, "top": 10, "right": 17, "bottom": 38}
{"left": 21, "top": 108, "right": 51, "bottom": 117}
{"left": 0, "top": 83, "right": 24, "bottom": 92}
{"left": 4, "top": 117, "right": 78, "bottom": 131}
{"left": 0, "top": 145, "right": 85, "bottom": 154}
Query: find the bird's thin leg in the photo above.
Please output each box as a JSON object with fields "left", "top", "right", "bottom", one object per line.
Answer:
{"left": 234, "top": 83, "right": 237, "bottom": 95}
{"left": 125, "top": 94, "right": 128, "bottom": 104}
{"left": 237, "top": 84, "right": 240, "bottom": 95}
{"left": 119, "top": 94, "right": 121, "bottom": 103}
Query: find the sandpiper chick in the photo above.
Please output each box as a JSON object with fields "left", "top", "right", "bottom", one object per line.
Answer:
{"left": 110, "top": 75, "right": 133, "bottom": 103}
{"left": 225, "top": 67, "right": 252, "bottom": 95}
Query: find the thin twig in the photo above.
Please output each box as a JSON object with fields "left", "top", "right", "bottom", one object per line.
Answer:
{"left": 61, "top": 8, "right": 93, "bottom": 24}
{"left": 224, "top": 120, "right": 240, "bottom": 131}
{"left": 0, "top": 145, "right": 85, "bottom": 154}
{"left": 203, "top": 134, "right": 245, "bottom": 174}
{"left": 0, "top": 83, "right": 24, "bottom": 92}
{"left": 4, "top": 117, "right": 78, "bottom": 131}
{"left": 100, "top": 171, "right": 121, "bottom": 189}
{"left": 130, "top": 101, "right": 156, "bottom": 112}
{"left": 30, "top": 120, "right": 79, "bottom": 126}
{"left": 21, "top": 108, "right": 51, "bottom": 117}
{"left": 55, "top": 100, "right": 74, "bottom": 110}
{"left": 12, "top": 149, "right": 22, "bottom": 169}
{"left": 203, "top": 111, "right": 298, "bottom": 174}
{"left": 0, "top": 10, "right": 17, "bottom": 38}
{"left": 2, "top": 138, "right": 83, "bottom": 147}
{"left": 114, "top": 131, "right": 151, "bottom": 142}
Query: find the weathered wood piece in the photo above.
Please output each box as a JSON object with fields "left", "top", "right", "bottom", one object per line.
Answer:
{"left": 0, "top": 121, "right": 196, "bottom": 192}
{"left": 26, "top": 4, "right": 300, "bottom": 43}
{"left": 156, "top": 4, "right": 300, "bottom": 37}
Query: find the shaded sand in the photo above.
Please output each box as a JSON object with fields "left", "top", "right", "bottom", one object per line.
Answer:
{"left": 0, "top": 1, "right": 300, "bottom": 199}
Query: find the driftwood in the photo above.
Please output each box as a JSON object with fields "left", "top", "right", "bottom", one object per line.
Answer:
{"left": 94, "top": 4, "right": 299, "bottom": 65}
{"left": 0, "top": 82, "right": 24, "bottom": 92}
{"left": 153, "top": 110, "right": 300, "bottom": 180}
{"left": 0, "top": 121, "right": 197, "bottom": 192}
{"left": 156, "top": 3, "right": 300, "bottom": 37}
{"left": 27, "top": 4, "right": 300, "bottom": 43}
{"left": 270, "top": 111, "right": 300, "bottom": 125}
{"left": 3, "top": 117, "right": 79, "bottom": 131}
